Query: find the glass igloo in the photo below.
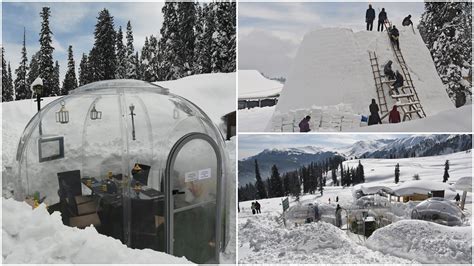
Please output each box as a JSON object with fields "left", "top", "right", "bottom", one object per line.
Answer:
{"left": 411, "top": 197, "right": 464, "bottom": 226}
{"left": 14, "top": 79, "right": 229, "bottom": 263}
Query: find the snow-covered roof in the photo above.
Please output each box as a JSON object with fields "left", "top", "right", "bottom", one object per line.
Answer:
{"left": 455, "top": 176, "right": 472, "bottom": 191}
{"left": 155, "top": 72, "right": 235, "bottom": 123}
{"left": 238, "top": 70, "right": 283, "bottom": 99}
{"left": 352, "top": 184, "right": 394, "bottom": 197}
{"left": 392, "top": 180, "right": 454, "bottom": 196}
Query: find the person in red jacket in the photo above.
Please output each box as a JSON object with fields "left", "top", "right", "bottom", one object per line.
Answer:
{"left": 389, "top": 105, "right": 401, "bottom": 123}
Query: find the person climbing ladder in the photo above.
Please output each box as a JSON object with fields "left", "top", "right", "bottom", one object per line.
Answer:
{"left": 389, "top": 25, "right": 400, "bottom": 50}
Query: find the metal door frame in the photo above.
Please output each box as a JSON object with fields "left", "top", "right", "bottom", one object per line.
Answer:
{"left": 164, "top": 132, "right": 223, "bottom": 263}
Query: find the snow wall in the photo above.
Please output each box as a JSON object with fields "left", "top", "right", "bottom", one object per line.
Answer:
{"left": 267, "top": 27, "right": 454, "bottom": 131}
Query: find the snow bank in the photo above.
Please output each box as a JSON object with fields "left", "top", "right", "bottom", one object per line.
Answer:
{"left": 366, "top": 219, "right": 472, "bottom": 264}
{"left": 267, "top": 27, "right": 457, "bottom": 131}
{"left": 239, "top": 214, "right": 413, "bottom": 264}
{"left": 2, "top": 198, "right": 191, "bottom": 264}
{"left": 238, "top": 70, "right": 283, "bottom": 99}
{"left": 155, "top": 72, "right": 236, "bottom": 123}
{"left": 238, "top": 106, "right": 275, "bottom": 132}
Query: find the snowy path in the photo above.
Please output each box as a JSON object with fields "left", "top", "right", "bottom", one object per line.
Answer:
{"left": 238, "top": 208, "right": 415, "bottom": 264}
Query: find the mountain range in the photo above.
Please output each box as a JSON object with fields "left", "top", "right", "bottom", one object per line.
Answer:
{"left": 238, "top": 134, "right": 472, "bottom": 186}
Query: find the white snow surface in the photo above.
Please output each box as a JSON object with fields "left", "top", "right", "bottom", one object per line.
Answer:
{"left": 238, "top": 70, "right": 283, "bottom": 99}
{"left": 238, "top": 105, "right": 275, "bottom": 132}
{"left": 2, "top": 198, "right": 192, "bottom": 264}
{"left": 367, "top": 219, "right": 472, "bottom": 264}
{"left": 155, "top": 72, "right": 236, "bottom": 123}
{"left": 239, "top": 151, "right": 472, "bottom": 263}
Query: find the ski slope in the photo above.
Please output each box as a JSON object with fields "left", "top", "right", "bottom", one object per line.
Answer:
{"left": 265, "top": 27, "right": 461, "bottom": 131}
{"left": 238, "top": 151, "right": 472, "bottom": 264}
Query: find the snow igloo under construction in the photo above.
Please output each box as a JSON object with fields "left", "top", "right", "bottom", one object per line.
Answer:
{"left": 14, "top": 79, "right": 229, "bottom": 263}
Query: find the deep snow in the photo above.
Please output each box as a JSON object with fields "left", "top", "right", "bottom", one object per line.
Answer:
{"left": 239, "top": 151, "right": 472, "bottom": 264}
{"left": 238, "top": 70, "right": 283, "bottom": 99}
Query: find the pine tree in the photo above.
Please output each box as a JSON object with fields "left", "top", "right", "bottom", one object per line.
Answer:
{"left": 254, "top": 160, "right": 267, "bottom": 199}
{"left": 419, "top": 2, "right": 472, "bottom": 106}
{"left": 194, "top": 3, "right": 215, "bottom": 74}
{"left": 148, "top": 35, "right": 160, "bottom": 81}
{"left": 134, "top": 51, "right": 141, "bottom": 79}
{"left": 140, "top": 37, "right": 154, "bottom": 81}
{"left": 355, "top": 160, "right": 365, "bottom": 184}
{"left": 332, "top": 168, "right": 337, "bottom": 186}
{"left": 79, "top": 53, "right": 90, "bottom": 86}
{"left": 62, "top": 45, "right": 78, "bottom": 94}
{"left": 211, "top": 1, "right": 236, "bottom": 73}
{"left": 27, "top": 52, "right": 40, "bottom": 90}
{"left": 51, "top": 61, "right": 60, "bottom": 96}
{"left": 125, "top": 20, "right": 137, "bottom": 79}
{"left": 395, "top": 163, "right": 400, "bottom": 184}
{"left": 38, "top": 7, "right": 55, "bottom": 96}
{"left": 90, "top": 9, "right": 116, "bottom": 81}
{"left": 269, "top": 164, "right": 284, "bottom": 197}
{"left": 14, "top": 28, "right": 30, "bottom": 100}
{"left": 2, "top": 55, "right": 14, "bottom": 102}
{"left": 115, "top": 26, "right": 127, "bottom": 79}
{"left": 176, "top": 2, "right": 196, "bottom": 76}
{"left": 443, "top": 160, "right": 450, "bottom": 182}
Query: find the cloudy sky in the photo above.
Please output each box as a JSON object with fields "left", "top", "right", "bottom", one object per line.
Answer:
{"left": 2, "top": 2, "right": 164, "bottom": 84}
{"left": 238, "top": 133, "right": 412, "bottom": 159}
{"left": 238, "top": 1, "right": 426, "bottom": 79}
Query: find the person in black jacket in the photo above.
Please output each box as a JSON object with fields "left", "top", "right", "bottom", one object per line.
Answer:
{"left": 368, "top": 99, "right": 382, "bottom": 125}
{"left": 384, "top": 60, "right": 395, "bottom": 80}
{"left": 390, "top": 25, "right": 400, "bottom": 50}
{"left": 378, "top": 8, "right": 387, "bottom": 32}
{"left": 391, "top": 70, "right": 404, "bottom": 93}
{"left": 366, "top": 5, "right": 376, "bottom": 31}
{"left": 402, "top": 15, "right": 413, "bottom": 26}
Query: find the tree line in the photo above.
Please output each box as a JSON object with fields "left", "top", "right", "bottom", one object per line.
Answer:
{"left": 238, "top": 156, "right": 367, "bottom": 202}
{"left": 2, "top": 1, "right": 236, "bottom": 102}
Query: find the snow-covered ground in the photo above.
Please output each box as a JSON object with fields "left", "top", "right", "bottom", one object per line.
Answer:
{"left": 238, "top": 103, "right": 472, "bottom": 132}
{"left": 2, "top": 74, "right": 236, "bottom": 263}
{"left": 239, "top": 151, "right": 472, "bottom": 263}
{"left": 2, "top": 198, "right": 192, "bottom": 264}
{"left": 238, "top": 70, "right": 282, "bottom": 99}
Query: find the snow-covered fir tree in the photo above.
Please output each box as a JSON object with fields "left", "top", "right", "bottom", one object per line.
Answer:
{"left": 79, "top": 53, "right": 90, "bottom": 86}
{"left": 90, "top": 9, "right": 116, "bottom": 81}
{"left": 115, "top": 26, "right": 127, "bottom": 79}
{"left": 51, "top": 61, "right": 61, "bottom": 96}
{"left": 62, "top": 45, "right": 78, "bottom": 95}
{"left": 125, "top": 21, "right": 137, "bottom": 79}
{"left": 2, "top": 49, "right": 14, "bottom": 102}
{"left": 14, "top": 28, "right": 30, "bottom": 100}
{"left": 38, "top": 7, "right": 55, "bottom": 97}
{"left": 211, "top": 1, "right": 236, "bottom": 73}
{"left": 193, "top": 3, "right": 209, "bottom": 74}
{"left": 418, "top": 1, "right": 472, "bottom": 107}
{"left": 176, "top": 2, "right": 196, "bottom": 76}
{"left": 148, "top": 35, "right": 160, "bottom": 81}
{"left": 134, "top": 51, "right": 141, "bottom": 79}
{"left": 140, "top": 36, "right": 154, "bottom": 81}
{"left": 27, "top": 52, "right": 40, "bottom": 91}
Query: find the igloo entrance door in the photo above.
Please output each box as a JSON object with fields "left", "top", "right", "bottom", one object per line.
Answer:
{"left": 165, "top": 133, "right": 222, "bottom": 263}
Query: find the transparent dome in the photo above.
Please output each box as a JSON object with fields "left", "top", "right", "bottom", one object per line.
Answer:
{"left": 411, "top": 197, "right": 464, "bottom": 226}
{"left": 353, "top": 195, "right": 390, "bottom": 209}
{"left": 14, "top": 79, "right": 229, "bottom": 263}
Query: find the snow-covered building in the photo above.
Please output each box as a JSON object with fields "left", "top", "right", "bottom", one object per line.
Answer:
{"left": 13, "top": 79, "right": 231, "bottom": 264}
{"left": 238, "top": 70, "right": 283, "bottom": 109}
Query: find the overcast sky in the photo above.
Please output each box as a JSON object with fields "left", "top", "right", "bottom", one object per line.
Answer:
{"left": 2, "top": 2, "right": 164, "bottom": 85}
{"left": 238, "top": 133, "right": 412, "bottom": 160}
{"left": 238, "top": 1, "right": 426, "bottom": 79}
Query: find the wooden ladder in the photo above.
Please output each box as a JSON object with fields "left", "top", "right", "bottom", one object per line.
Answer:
{"left": 384, "top": 19, "right": 426, "bottom": 120}
{"left": 368, "top": 51, "right": 389, "bottom": 117}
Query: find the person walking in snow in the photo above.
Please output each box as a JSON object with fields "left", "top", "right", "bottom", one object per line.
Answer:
{"left": 299, "top": 116, "right": 311, "bottom": 132}
{"left": 454, "top": 193, "right": 461, "bottom": 205}
{"left": 402, "top": 15, "right": 413, "bottom": 27}
{"left": 251, "top": 202, "right": 256, "bottom": 215}
{"left": 255, "top": 201, "right": 261, "bottom": 214}
{"left": 336, "top": 196, "right": 339, "bottom": 203}
{"left": 366, "top": 4, "right": 376, "bottom": 31}
{"left": 368, "top": 99, "right": 382, "bottom": 126}
{"left": 378, "top": 8, "right": 387, "bottom": 32}
{"left": 390, "top": 25, "right": 400, "bottom": 50}
{"left": 328, "top": 198, "right": 331, "bottom": 204}
{"left": 335, "top": 204, "right": 342, "bottom": 228}
{"left": 391, "top": 70, "right": 404, "bottom": 93}
{"left": 389, "top": 105, "right": 401, "bottom": 123}
{"left": 384, "top": 60, "right": 396, "bottom": 80}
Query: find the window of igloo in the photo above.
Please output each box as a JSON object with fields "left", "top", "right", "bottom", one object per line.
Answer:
{"left": 14, "top": 79, "right": 228, "bottom": 263}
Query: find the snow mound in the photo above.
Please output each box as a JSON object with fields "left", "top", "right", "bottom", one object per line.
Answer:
{"left": 268, "top": 27, "right": 456, "bottom": 131}
{"left": 393, "top": 180, "right": 455, "bottom": 196}
{"left": 155, "top": 72, "right": 236, "bottom": 122}
{"left": 366, "top": 219, "right": 472, "bottom": 264}
{"left": 239, "top": 215, "right": 413, "bottom": 264}
{"left": 238, "top": 70, "right": 283, "bottom": 99}
{"left": 2, "top": 198, "right": 192, "bottom": 264}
